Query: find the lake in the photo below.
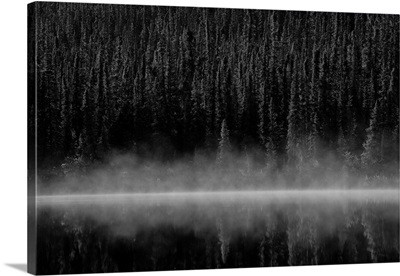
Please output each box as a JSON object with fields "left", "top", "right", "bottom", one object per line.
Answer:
{"left": 36, "top": 189, "right": 399, "bottom": 274}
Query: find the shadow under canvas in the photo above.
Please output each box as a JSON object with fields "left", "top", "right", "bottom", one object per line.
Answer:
{"left": 6, "top": 263, "right": 27, "bottom": 273}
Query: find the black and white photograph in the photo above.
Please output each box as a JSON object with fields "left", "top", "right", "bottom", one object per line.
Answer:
{"left": 20, "top": 0, "right": 400, "bottom": 275}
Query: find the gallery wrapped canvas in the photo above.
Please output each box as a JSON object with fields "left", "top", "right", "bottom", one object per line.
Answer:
{"left": 28, "top": 1, "right": 399, "bottom": 275}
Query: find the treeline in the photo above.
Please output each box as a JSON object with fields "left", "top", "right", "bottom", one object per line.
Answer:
{"left": 29, "top": 3, "right": 399, "bottom": 176}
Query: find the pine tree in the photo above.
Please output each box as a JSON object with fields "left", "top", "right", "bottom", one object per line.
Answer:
{"left": 217, "top": 119, "right": 231, "bottom": 166}
{"left": 361, "top": 101, "right": 382, "bottom": 170}
{"left": 286, "top": 61, "right": 301, "bottom": 164}
{"left": 266, "top": 97, "right": 278, "bottom": 170}
{"left": 189, "top": 73, "right": 206, "bottom": 149}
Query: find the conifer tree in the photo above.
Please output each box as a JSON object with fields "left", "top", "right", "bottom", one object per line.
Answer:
{"left": 361, "top": 101, "right": 382, "bottom": 170}
{"left": 217, "top": 119, "right": 231, "bottom": 166}
{"left": 287, "top": 62, "right": 301, "bottom": 164}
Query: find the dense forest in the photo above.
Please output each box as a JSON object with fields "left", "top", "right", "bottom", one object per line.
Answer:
{"left": 28, "top": 3, "right": 399, "bottom": 186}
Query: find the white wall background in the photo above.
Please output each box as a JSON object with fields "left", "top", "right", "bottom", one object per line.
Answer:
{"left": 0, "top": 0, "right": 398, "bottom": 275}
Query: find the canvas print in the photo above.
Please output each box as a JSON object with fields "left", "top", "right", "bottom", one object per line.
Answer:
{"left": 28, "top": 2, "right": 399, "bottom": 275}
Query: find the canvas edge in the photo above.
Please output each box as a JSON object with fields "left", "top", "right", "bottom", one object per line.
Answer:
{"left": 28, "top": 2, "right": 37, "bottom": 275}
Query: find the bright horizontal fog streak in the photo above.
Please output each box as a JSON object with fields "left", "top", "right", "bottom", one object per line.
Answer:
{"left": 37, "top": 189, "right": 399, "bottom": 206}
{"left": 36, "top": 189, "right": 399, "bottom": 235}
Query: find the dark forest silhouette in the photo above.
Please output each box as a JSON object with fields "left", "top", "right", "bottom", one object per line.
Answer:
{"left": 28, "top": 3, "right": 399, "bottom": 186}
